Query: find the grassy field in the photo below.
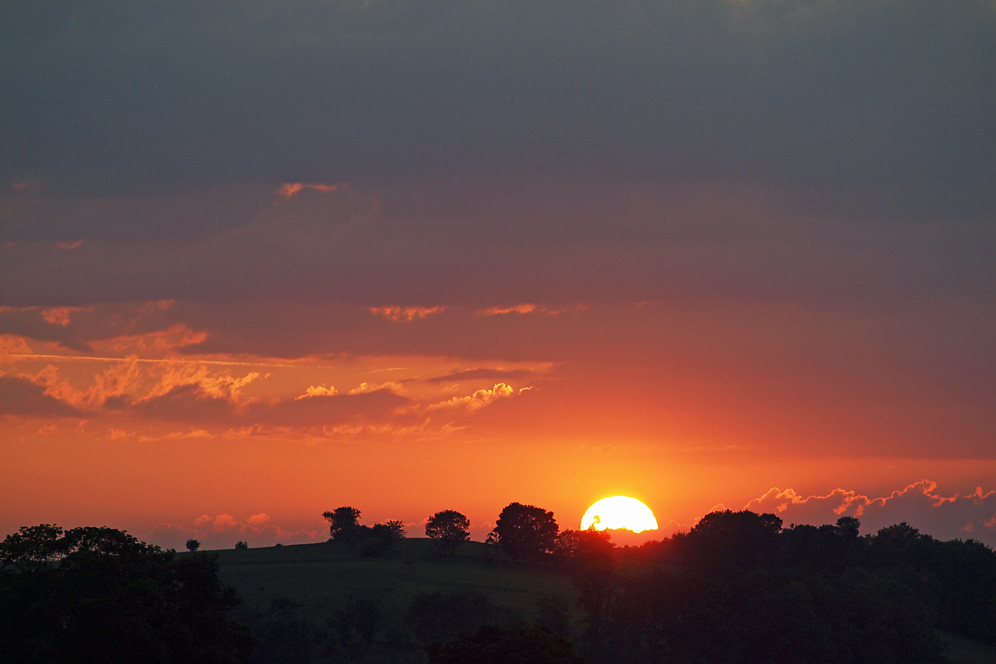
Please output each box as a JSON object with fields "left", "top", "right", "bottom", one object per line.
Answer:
{"left": 211, "top": 538, "right": 581, "bottom": 662}
{"left": 210, "top": 539, "right": 995, "bottom": 664}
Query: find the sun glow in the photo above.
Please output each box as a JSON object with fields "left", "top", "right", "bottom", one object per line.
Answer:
{"left": 580, "top": 496, "right": 659, "bottom": 533}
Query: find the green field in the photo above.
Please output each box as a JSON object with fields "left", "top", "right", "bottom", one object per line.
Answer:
{"left": 212, "top": 538, "right": 581, "bottom": 663}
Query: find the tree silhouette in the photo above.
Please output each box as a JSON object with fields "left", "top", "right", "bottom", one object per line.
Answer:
{"left": 0, "top": 524, "right": 252, "bottom": 661}
{"left": 684, "top": 509, "right": 782, "bottom": 570}
{"left": 383, "top": 519, "right": 406, "bottom": 539}
{"left": 425, "top": 510, "right": 471, "bottom": 556}
{"left": 186, "top": 538, "right": 201, "bottom": 552}
{"left": 835, "top": 515, "right": 860, "bottom": 538}
{"left": 323, "top": 506, "right": 361, "bottom": 541}
{"left": 557, "top": 529, "right": 615, "bottom": 637}
{"left": 490, "top": 502, "right": 559, "bottom": 561}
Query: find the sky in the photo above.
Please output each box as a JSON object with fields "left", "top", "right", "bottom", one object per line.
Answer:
{"left": 1, "top": 0, "right": 994, "bottom": 550}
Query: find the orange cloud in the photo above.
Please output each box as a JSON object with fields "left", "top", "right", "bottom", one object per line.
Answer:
{"left": 100, "top": 324, "right": 208, "bottom": 356}
{"left": 477, "top": 303, "right": 538, "bottom": 316}
{"left": 153, "top": 513, "right": 321, "bottom": 549}
{"left": 347, "top": 381, "right": 405, "bottom": 395}
{"left": 0, "top": 335, "right": 33, "bottom": 358}
{"left": 56, "top": 240, "right": 83, "bottom": 250}
{"left": 212, "top": 513, "right": 240, "bottom": 532}
{"left": 246, "top": 512, "right": 270, "bottom": 526}
{"left": 369, "top": 305, "right": 446, "bottom": 322}
{"left": 278, "top": 182, "right": 340, "bottom": 198}
{"left": 428, "top": 382, "right": 517, "bottom": 411}
{"left": 476, "top": 303, "right": 590, "bottom": 316}
{"left": 41, "top": 307, "right": 88, "bottom": 326}
{"left": 296, "top": 384, "right": 337, "bottom": 399}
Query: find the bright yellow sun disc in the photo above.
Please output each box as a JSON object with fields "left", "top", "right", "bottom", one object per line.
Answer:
{"left": 580, "top": 496, "right": 659, "bottom": 533}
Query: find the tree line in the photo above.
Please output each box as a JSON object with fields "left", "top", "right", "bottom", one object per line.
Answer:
{"left": 3, "top": 504, "right": 994, "bottom": 663}
{"left": 321, "top": 502, "right": 996, "bottom": 663}
{"left": 321, "top": 501, "right": 560, "bottom": 561}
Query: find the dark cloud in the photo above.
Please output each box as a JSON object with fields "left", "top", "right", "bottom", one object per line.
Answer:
{"left": 0, "top": 375, "right": 82, "bottom": 417}
{"left": 0, "top": 302, "right": 180, "bottom": 350}
{"left": 424, "top": 368, "right": 536, "bottom": 384}
{"left": 0, "top": 1, "right": 991, "bottom": 462}
{"left": 2, "top": 180, "right": 991, "bottom": 311}
{"left": 130, "top": 384, "right": 236, "bottom": 423}
{"left": 129, "top": 382, "right": 411, "bottom": 429}
{"left": 254, "top": 389, "right": 412, "bottom": 428}
{"left": 1, "top": 1, "right": 991, "bottom": 215}
{"left": 744, "top": 481, "right": 996, "bottom": 545}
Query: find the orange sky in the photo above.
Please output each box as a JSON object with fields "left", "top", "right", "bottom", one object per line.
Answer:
{"left": 2, "top": 300, "right": 993, "bottom": 549}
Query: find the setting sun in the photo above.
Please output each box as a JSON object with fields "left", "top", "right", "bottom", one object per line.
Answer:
{"left": 580, "top": 496, "right": 659, "bottom": 533}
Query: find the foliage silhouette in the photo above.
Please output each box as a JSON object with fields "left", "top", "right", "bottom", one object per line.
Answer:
{"left": 490, "top": 502, "right": 559, "bottom": 561}
{"left": 425, "top": 510, "right": 471, "bottom": 556}
{"left": 566, "top": 509, "right": 996, "bottom": 664}
{"left": 0, "top": 524, "right": 252, "bottom": 663}
{"left": 323, "top": 506, "right": 362, "bottom": 541}
{"left": 186, "top": 538, "right": 201, "bottom": 551}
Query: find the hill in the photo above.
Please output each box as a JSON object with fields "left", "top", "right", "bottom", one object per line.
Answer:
{"left": 213, "top": 538, "right": 580, "bottom": 663}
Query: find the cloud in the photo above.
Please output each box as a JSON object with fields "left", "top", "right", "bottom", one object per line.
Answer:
{"left": 296, "top": 384, "right": 337, "bottom": 399}
{"left": 478, "top": 304, "right": 538, "bottom": 316}
{"left": 477, "top": 303, "right": 592, "bottom": 317}
{"left": 0, "top": 302, "right": 198, "bottom": 354}
{"left": 0, "top": 374, "right": 82, "bottom": 417}
{"left": 148, "top": 513, "right": 320, "bottom": 550}
{"left": 246, "top": 512, "right": 270, "bottom": 526}
{"left": 40, "top": 306, "right": 90, "bottom": 326}
{"left": 131, "top": 383, "right": 238, "bottom": 423}
{"left": 257, "top": 388, "right": 412, "bottom": 429}
{"left": 427, "top": 382, "right": 518, "bottom": 412}
{"left": 424, "top": 368, "right": 536, "bottom": 384}
{"left": 744, "top": 481, "right": 996, "bottom": 544}
{"left": 369, "top": 305, "right": 446, "bottom": 322}
{"left": 3, "top": 1, "right": 991, "bottom": 218}
{"left": 278, "top": 182, "right": 340, "bottom": 198}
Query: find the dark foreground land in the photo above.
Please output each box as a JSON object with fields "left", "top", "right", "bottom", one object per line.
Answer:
{"left": 212, "top": 524, "right": 996, "bottom": 664}
{"left": 3, "top": 513, "right": 995, "bottom": 663}
{"left": 215, "top": 538, "right": 580, "bottom": 663}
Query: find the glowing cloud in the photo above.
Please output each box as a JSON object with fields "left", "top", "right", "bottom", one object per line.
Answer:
{"left": 369, "top": 305, "right": 446, "bottom": 322}
{"left": 296, "top": 384, "right": 337, "bottom": 399}
{"left": 428, "top": 382, "right": 517, "bottom": 411}
{"left": 476, "top": 303, "right": 590, "bottom": 317}
{"left": 477, "top": 304, "right": 538, "bottom": 316}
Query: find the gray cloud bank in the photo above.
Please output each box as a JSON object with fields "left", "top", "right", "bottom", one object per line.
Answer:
{"left": 2, "top": 0, "right": 992, "bottom": 216}
{"left": 1, "top": 1, "right": 991, "bottom": 459}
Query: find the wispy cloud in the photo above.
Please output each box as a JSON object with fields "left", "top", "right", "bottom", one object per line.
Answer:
{"left": 424, "top": 367, "right": 536, "bottom": 384}
{"left": 278, "top": 182, "right": 340, "bottom": 198}
{"left": 476, "top": 303, "right": 590, "bottom": 317}
{"left": 369, "top": 305, "right": 446, "bottom": 322}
